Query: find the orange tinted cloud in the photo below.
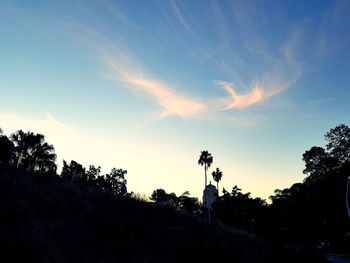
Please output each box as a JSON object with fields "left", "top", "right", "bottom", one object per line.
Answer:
{"left": 216, "top": 81, "right": 264, "bottom": 109}
{"left": 105, "top": 56, "right": 206, "bottom": 118}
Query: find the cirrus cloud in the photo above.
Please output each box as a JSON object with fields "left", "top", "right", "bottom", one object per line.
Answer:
{"left": 68, "top": 11, "right": 302, "bottom": 123}
{"left": 104, "top": 53, "right": 206, "bottom": 119}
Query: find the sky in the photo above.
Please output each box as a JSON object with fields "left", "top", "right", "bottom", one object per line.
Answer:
{"left": 1, "top": 0, "right": 350, "bottom": 200}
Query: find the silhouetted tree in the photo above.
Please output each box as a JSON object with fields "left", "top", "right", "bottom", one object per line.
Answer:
{"left": 178, "top": 191, "right": 199, "bottom": 213}
{"left": 86, "top": 165, "right": 101, "bottom": 184}
{"left": 95, "top": 175, "right": 109, "bottom": 190}
{"left": 60, "top": 160, "right": 85, "bottom": 183}
{"left": 213, "top": 185, "right": 267, "bottom": 232}
{"left": 71, "top": 161, "right": 85, "bottom": 183}
{"left": 60, "top": 160, "right": 72, "bottom": 179}
{"left": 10, "top": 130, "right": 56, "bottom": 174}
{"left": 150, "top": 189, "right": 178, "bottom": 207}
{"left": 265, "top": 124, "right": 350, "bottom": 246}
{"left": 151, "top": 189, "right": 169, "bottom": 203}
{"left": 302, "top": 146, "right": 336, "bottom": 183}
{"left": 60, "top": 160, "right": 128, "bottom": 194}
{"left": 198, "top": 150, "right": 213, "bottom": 188}
{"left": 167, "top": 192, "right": 179, "bottom": 207}
{"left": 325, "top": 124, "right": 350, "bottom": 164}
{"left": 0, "top": 133, "right": 14, "bottom": 171}
{"left": 106, "top": 168, "right": 127, "bottom": 195}
{"left": 212, "top": 167, "right": 223, "bottom": 194}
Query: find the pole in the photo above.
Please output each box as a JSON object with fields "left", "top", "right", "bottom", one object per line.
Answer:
{"left": 346, "top": 176, "right": 350, "bottom": 220}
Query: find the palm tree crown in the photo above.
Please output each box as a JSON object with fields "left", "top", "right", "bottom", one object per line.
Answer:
{"left": 11, "top": 130, "right": 56, "bottom": 173}
{"left": 212, "top": 167, "right": 223, "bottom": 194}
{"left": 198, "top": 150, "right": 213, "bottom": 188}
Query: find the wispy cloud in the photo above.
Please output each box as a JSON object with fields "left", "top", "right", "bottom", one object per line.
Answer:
{"left": 214, "top": 73, "right": 300, "bottom": 110}
{"left": 215, "top": 81, "right": 264, "bottom": 109}
{"left": 215, "top": 70, "right": 300, "bottom": 110}
{"left": 214, "top": 71, "right": 298, "bottom": 110}
{"left": 171, "top": 0, "right": 190, "bottom": 31}
{"left": 101, "top": 36, "right": 300, "bottom": 121}
{"left": 64, "top": 22, "right": 206, "bottom": 119}
{"left": 214, "top": 28, "right": 302, "bottom": 110}
{"left": 104, "top": 53, "right": 206, "bottom": 119}
{"left": 101, "top": 30, "right": 301, "bottom": 117}
{"left": 66, "top": 1, "right": 303, "bottom": 125}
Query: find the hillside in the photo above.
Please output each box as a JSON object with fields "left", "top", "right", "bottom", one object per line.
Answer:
{"left": 0, "top": 170, "right": 325, "bottom": 263}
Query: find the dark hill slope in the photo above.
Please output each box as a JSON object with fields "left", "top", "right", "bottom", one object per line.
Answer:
{"left": 0, "top": 172, "right": 325, "bottom": 263}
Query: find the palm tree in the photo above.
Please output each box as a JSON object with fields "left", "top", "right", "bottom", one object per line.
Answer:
{"left": 212, "top": 167, "right": 223, "bottom": 194}
{"left": 10, "top": 130, "right": 56, "bottom": 173}
{"left": 34, "top": 141, "right": 57, "bottom": 173}
{"left": 198, "top": 150, "right": 213, "bottom": 188}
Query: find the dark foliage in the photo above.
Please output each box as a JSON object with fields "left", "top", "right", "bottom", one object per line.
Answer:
{"left": 60, "top": 160, "right": 127, "bottom": 195}
{"left": 213, "top": 186, "right": 268, "bottom": 235}
{"left": 211, "top": 124, "right": 350, "bottom": 252}
{"left": 0, "top": 135, "right": 14, "bottom": 172}
{"left": 150, "top": 189, "right": 200, "bottom": 213}
{"left": 0, "top": 170, "right": 324, "bottom": 263}
{"left": 212, "top": 167, "right": 223, "bottom": 193}
{"left": 10, "top": 130, "right": 57, "bottom": 174}
{"left": 0, "top": 126, "right": 341, "bottom": 261}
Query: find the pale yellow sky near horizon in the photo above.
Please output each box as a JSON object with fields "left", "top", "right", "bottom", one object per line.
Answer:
{"left": 0, "top": 112, "right": 305, "bottom": 201}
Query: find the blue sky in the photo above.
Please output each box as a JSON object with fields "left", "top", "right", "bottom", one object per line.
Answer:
{"left": 1, "top": 0, "right": 349, "bottom": 200}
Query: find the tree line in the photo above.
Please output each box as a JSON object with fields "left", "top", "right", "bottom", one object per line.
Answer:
{"left": 211, "top": 124, "right": 350, "bottom": 250}
{"left": 1, "top": 124, "right": 350, "bottom": 250}
{"left": 0, "top": 129, "right": 127, "bottom": 196}
{"left": 149, "top": 125, "right": 350, "bottom": 250}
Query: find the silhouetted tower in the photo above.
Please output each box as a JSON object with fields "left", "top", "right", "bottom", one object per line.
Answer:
{"left": 203, "top": 182, "right": 218, "bottom": 223}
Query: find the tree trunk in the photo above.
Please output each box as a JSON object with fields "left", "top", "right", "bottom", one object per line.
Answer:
{"left": 204, "top": 163, "right": 207, "bottom": 188}
{"left": 217, "top": 182, "right": 219, "bottom": 196}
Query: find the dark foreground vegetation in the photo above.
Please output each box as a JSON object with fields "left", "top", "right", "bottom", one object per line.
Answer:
{"left": 0, "top": 170, "right": 324, "bottom": 263}
{"left": 151, "top": 125, "right": 350, "bottom": 253}
{"left": 1, "top": 125, "right": 350, "bottom": 261}
{"left": 212, "top": 125, "right": 350, "bottom": 253}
